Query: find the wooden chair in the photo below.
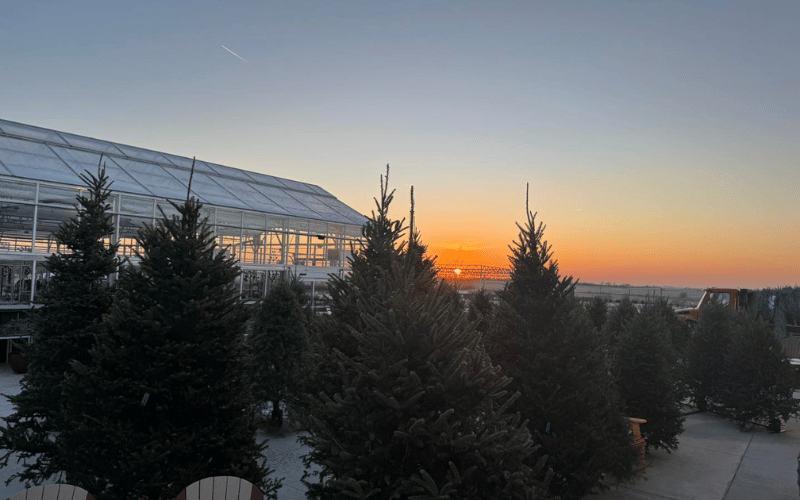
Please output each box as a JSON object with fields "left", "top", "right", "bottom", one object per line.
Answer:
{"left": 5, "top": 484, "right": 95, "bottom": 500}
{"left": 174, "top": 476, "right": 264, "bottom": 500}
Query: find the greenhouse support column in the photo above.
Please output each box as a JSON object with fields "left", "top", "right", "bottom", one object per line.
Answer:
{"left": 31, "top": 183, "right": 40, "bottom": 252}
{"left": 29, "top": 260, "right": 36, "bottom": 303}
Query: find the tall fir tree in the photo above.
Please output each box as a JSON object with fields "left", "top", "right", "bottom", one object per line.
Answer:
{"left": 615, "top": 302, "right": 685, "bottom": 452}
{"left": 586, "top": 296, "right": 609, "bottom": 332}
{"left": 602, "top": 296, "right": 638, "bottom": 356}
{"left": 488, "top": 212, "right": 636, "bottom": 500}
{"left": 302, "top": 170, "right": 553, "bottom": 500}
{"left": 55, "top": 198, "right": 278, "bottom": 500}
{"left": 717, "top": 314, "right": 799, "bottom": 429}
{"left": 0, "top": 166, "right": 121, "bottom": 485}
{"left": 685, "top": 302, "right": 734, "bottom": 411}
{"left": 247, "top": 278, "right": 309, "bottom": 428}
{"left": 467, "top": 289, "right": 495, "bottom": 337}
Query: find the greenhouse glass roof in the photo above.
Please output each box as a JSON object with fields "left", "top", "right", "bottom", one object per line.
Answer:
{"left": 0, "top": 118, "right": 365, "bottom": 226}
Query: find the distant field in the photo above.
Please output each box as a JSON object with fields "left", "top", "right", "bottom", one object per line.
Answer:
{"left": 455, "top": 279, "right": 705, "bottom": 307}
{"left": 574, "top": 283, "right": 705, "bottom": 307}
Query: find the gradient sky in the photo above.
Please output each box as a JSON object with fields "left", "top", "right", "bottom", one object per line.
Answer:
{"left": 2, "top": 1, "right": 798, "bottom": 288}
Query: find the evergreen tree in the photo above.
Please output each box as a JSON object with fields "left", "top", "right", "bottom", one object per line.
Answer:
{"left": 0, "top": 167, "right": 120, "bottom": 485}
{"left": 467, "top": 289, "right": 495, "bottom": 337}
{"left": 685, "top": 302, "right": 734, "bottom": 411}
{"left": 488, "top": 212, "right": 636, "bottom": 500}
{"left": 302, "top": 171, "right": 553, "bottom": 499}
{"left": 586, "top": 296, "right": 608, "bottom": 332}
{"left": 248, "top": 279, "right": 309, "bottom": 428}
{"left": 615, "top": 303, "right": 685, "bottom": 452}
{"left": 718, "top": 314, "right": 799, "bottom": 429}
{"left": 602, "top": 297, "right": 638, "bottom": 354}
{"left": 646, "top": 298, "right": 691, "bottom": 364}
{"left": 56, "top": 198, "right": 279, "bottom": 500}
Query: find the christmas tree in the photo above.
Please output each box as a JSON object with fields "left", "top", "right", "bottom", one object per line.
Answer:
{"left": 586, "top": 296, "right": 609, "bottom": 332}
{"left": 615, "top": 301, "right": 685, "bottom": 451}
{"left": 467, "top": 289, "right": 495, "bottom": 337}
{"left": 685, "top": 302, "right": 733, "bottom": 411}
{"left": 488, "top": 212, "right": 636, "bottom": 500}
{"left": 247, "top": 278, "right": 309, "bottom": 428}
{"left": 56, "top": 198, "right": 278, "bottom": 500}
{"left": 602, "top": 296, "right": 638, "bottom": 354}
{"left": 301, "top": 169, "right": 553, "bottom": 499}
{"left": 718, "top": 314, "right": 799, "bottom": 429}
{"left": 0, "top": 166, "right": 121, "bottom": 485}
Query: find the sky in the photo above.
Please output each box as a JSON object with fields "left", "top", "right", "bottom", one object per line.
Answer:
{"left": 1, "top": 1, "right": 798, "bottom": 288}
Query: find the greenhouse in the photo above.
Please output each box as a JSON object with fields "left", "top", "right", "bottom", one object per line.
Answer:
{"left": 0, "top": 118, "right": 366, "bottom": 315}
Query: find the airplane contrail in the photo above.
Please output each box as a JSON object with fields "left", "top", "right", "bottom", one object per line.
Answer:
{"left": 221, "top": 45, "right": 248, "bottom": 63}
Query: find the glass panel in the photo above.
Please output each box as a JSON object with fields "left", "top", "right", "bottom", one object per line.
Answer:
{"left": 216, "top": 231, "right": 242, "bottom": 261}
{"left": 109, "top": 157, "right": 187, "bottom": 200}
{"left": 203, "top": 162, "right": 257, "bottom": 182}
{"left": 0, "top": 180, "right": 36, "bottom": 202}
{"left": 0, "top": 137, "right": 82, "bottom": 186}
{"left": 159, "top": 153, "right": 217, "bottom": 174}
{"left": 309, "top": 221, "right": 327, "bottom": 235}
{"left": 243, "top": 212, "right": 265, "bottom": 230}
{"left": 0, "top": 260, "right": 34, "bottom": 304}
{"left": 211, "top": 177, "right": 291, "bottom": 215}
{"left": 156, "top": 200, "right": 181, "bottom": 220}
{"left": 286, "top": 218, "right": 309, "bottom": 232}
{"left": 0, "top": 159, "right": 12, "bottom": 176}
{"left": 242, "top": 170, "right": 290, "bottom": 189}
{"left": 0, "top": 202, "right": 35, "bottom": 252}
{"left": 266, "top": 215, "right": 285, "bottom": 231}
{"left": 49, "top": 145, "right": 149, "bottom": 196}
{"left": 264, "top": 229, "right": 286, "bottom": 264}
{"left": 288, "top": 233, "right": 309, "bottom": 265}
{"left": 291, "top": 192, "right": 346, "bottom": 222}
{"left": 199, "top": 206, "right": 215, "bottom": 225}
{"left": 346, "top": 224, "right": 364, "bottom": 238}
{"left": 215, "top": 208, "right": 241, "bottom": 228}
{"left": 38, "top": 184, "right": 79, "bottom": 206}
{"left": 309, "top": 237, "right": 329, "bottom": 267}
{"left": 117, "top": 215, "right": 150, "bottom": 258}
{"left": 32, "top": 261, "right": 52, "bottom": 303}
{"left": 241, "top": 228, "right": 265, "bottom": 264}
{"left": 120, "top": 196, "right": 154, "bottom": 216}
{"left": 279, "top": 177, "right": 318, "bottom": 194}
{"left": 246, "top": 183, "right": 317, "bottom": 219}
{"left": 185, "top": 173, "right": 253, "bottom": 211}
{"left": 34, "top": 206, "right": 75, "bottom": 254}
{"left": 57, "top": 131, "right": 126, "bottom": 156}
{"left": 312, "top": 196, "right": 367, "bottom": 225}
{"left": 0, "top": 120, "right": 69, "bottom": 145}
{"left": 113, "top": 143, "right": 172, "bottom": 164}
{"left": 307, "top": 184, "right": 331, "bottom": 196}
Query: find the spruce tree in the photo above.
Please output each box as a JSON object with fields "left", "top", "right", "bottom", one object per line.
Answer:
{"left": 55, "top": 198, "right": 278, "bottom": 500}
{"left": 586, "top": 296, "right": 608, "bottom": 332}
{"left": 302, "top": 171, "right": 553, "bottom": 499}
{"left": 685, "top": 302, "right": 733, "bottom": 411}
{"left": 602, "top": 297, "right": 638, "bottom": 354}
{"left": 718, "top": 314, "right": 799, "bottom": 429}
{"left": 467, "top": 289, "right": 495, "bottom": 337}
{"left": 0, "top": 167, "right": 120, "bottom": 485}
{"left": 248, "top": 278, "right": 309, "bottom": 428}
{"left": 488, "top": 212, "right": 636, "bottom": 500}
{"left": 615, "top": 302, "right": 685, "bottom": 452}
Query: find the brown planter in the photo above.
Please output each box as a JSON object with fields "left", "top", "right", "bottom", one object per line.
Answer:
{"left": 8, "top": 352, "right": 29, "bottom": 374}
